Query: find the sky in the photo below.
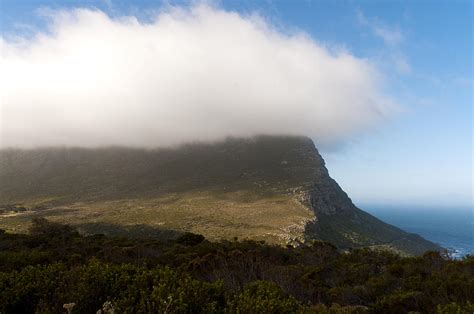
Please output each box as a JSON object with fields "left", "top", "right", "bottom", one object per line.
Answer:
{"left": 0, "top": 0, "right": 472, "bottom": 208}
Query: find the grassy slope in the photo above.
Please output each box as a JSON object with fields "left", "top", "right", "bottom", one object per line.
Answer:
{"left": 0, "top": 191, "right": 314, "bottom": 245}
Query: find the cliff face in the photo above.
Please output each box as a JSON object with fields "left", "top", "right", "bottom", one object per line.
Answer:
{"left": 245, "top": 137, "right": 440, "bottom": 255}
{"left": 0, "top": 136, "right": 439, "bottom": 255}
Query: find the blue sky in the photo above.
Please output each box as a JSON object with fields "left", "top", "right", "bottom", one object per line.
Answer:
{"left": 1, "top": 0, "right": 472, "bottom": 208}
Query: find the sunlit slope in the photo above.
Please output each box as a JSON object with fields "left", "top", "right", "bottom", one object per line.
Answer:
{"left": 0, "top": 136, "right": 439, "bottom": 254}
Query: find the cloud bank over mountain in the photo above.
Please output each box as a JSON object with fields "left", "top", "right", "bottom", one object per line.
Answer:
{"left": 0, "top": 4, "right": 396, "bottom": 148}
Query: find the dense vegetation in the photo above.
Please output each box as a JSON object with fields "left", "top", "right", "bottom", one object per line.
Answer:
{"left": 0, "top": 219, "right": 472, "bottom": 313}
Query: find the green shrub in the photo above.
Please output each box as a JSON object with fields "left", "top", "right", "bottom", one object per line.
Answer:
{"left": 176, "top": 232, "right": 206, "bottom": 246}
{"left": 227, "top": 281, "right": 303, "bottom": 313}
{"left": 0, "top": 220, "right": 473, "bottom": 313}
{"left": 436, "top": 301, "right": 474, "bottom": 314}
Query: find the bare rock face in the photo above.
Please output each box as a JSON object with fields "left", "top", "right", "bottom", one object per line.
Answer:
{"left": 280, "top": 138, "right": 440, "bottom": 255}
{"left": 0, "top": 135, "right": 439, "bottom": 255}
{"left": 280, "top": 137, "right": 357, "bottom": 215}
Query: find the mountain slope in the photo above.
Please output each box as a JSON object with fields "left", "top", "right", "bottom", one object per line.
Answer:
{"left": 0, "top": 135, "right": 439, "bottom": 255}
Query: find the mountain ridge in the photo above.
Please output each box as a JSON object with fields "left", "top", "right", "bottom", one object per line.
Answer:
{"left": 0, "top": 135, "right": 440, "bottom": 255}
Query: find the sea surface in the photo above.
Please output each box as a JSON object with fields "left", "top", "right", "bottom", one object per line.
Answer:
{"left": 363, "top": 205, "right": 473, "bottom": 259}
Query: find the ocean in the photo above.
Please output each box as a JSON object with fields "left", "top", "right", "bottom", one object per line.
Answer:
{"left": 363, "top": 205, "right": 473, "bottom": 259}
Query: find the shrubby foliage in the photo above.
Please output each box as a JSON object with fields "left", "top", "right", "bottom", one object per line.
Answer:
{"left": 0, "top": 219, "right": 472, "bottom": 313}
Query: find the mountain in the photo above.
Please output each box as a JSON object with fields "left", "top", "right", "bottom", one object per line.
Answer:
{"left": 0, "top": 135, "right": 439, "bottom": 255}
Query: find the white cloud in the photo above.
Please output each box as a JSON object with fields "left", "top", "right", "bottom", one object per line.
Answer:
{"left": 356, "top": 9, "right": 409, "bottom": 76}
{"left": 101, "top": 0, "right": 113, "bottom": 9}
{"left": 0, "top": 5, "right": 396, "bottom": 148}
{"left": 373, "top": 25, "right": 403, "bottom": 46}
{"left": 356, "top": 9, "right": 404, "bottom": 46}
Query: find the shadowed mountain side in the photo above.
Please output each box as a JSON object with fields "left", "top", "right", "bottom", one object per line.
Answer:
{"left": 0, "top": 135, "right": 440, "bottom": 255}
{"left": 0, "top": 136, "right": 319, "bottom": 204}
{"left": 305, "top": 209, "right": 439, "bottom": 256}
{"left": 74, "top": 222, "right": 184, "bottom": 240}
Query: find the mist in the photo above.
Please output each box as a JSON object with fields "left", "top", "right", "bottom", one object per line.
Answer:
{"left": 0, "top": 4, "right": 396, "bottom": 149}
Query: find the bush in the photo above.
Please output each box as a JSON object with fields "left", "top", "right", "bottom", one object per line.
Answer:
{"left": 0, "top": 220, "right": 473, "bottom": 313}
{"left": 175, "top": 232, "right": 205, "bottom": 246}
{"left": 436, "top": 301, "right": 474, "bottom": 314}
{"left": 227, "top": 281, "right": 303, "bottom": 313}
{"left": 29, "top": 217, "right": 76, "bottom": 237}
